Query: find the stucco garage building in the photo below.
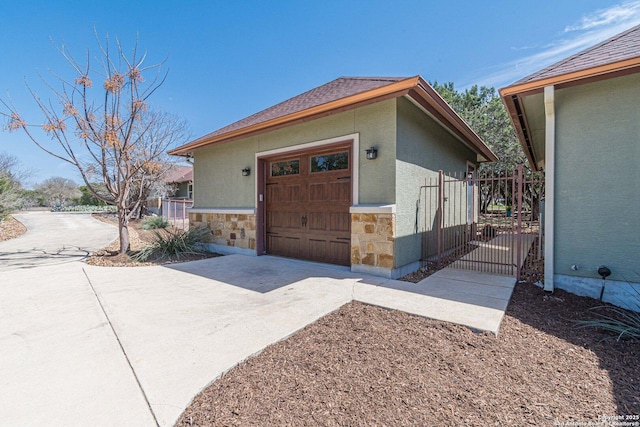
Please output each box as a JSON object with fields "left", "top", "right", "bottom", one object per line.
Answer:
{"left": 170, "top": 76, "right": 497, "bottom": 278}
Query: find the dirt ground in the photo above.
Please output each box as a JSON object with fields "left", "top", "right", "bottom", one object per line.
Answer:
{"left": 0, "top": 215, "right": 27, "bottom": 242}
{"left": 177, "top": 284, "right": 639, "bottom": 426}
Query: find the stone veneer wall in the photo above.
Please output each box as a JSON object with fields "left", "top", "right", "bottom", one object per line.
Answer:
{"left": 351, "top": 213, "right": 395, "bottom": 269}
{"left": 190, "top": 212, "right": 256, "bottom": 251}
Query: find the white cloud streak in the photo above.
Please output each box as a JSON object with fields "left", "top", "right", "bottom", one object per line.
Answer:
{"left": 565, "top": 1, "right": 640, "bottom": 31}
{"left": 467, "top": 1, "right": 640, "bottom": 89}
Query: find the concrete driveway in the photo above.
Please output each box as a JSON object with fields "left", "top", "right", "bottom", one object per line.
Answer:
{"left": 1, "top": 256, "right": 356, "bottom": 426}
{"left": 0, "top": 213, "right": 516, "bottom": 426}
{"left": 0, "top": 212, "right": 118, "bottom": 271}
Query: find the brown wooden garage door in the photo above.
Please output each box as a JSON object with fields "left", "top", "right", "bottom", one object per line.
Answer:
{"left": 265, "top": 145, "right": 351, "bottom": 265}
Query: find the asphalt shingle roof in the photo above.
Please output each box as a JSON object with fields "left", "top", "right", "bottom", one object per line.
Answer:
{"left": 515, "top": 23, "right": 640, "bottom": 84}
{"left": 195, "top": 77, "right": 409, "bottom": 141}
{"left": 164, "top": 165, "right": 192, "bottom": 183}
{"left": 170, "top": 75, "right": 497, "bottom": 162}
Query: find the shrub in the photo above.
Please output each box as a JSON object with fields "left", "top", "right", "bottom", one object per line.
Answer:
{"left": 577, "top": 287, "right": 640, "bottom": 341}
{"left": 577, "top": 306, "right": 640, "bottom": 341}
{"left": 134, "top": 226, "right": 210, "bottom": 262}
{"left": 57, "top": 205, "right": 116, "bottom": 213}
{"left": 141, "top": 216, "right": 170, "bottom": 230}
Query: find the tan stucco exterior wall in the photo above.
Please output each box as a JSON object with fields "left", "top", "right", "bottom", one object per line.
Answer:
{"left": 394, "top": 97, "right": 477, "bottom": 268}
{"left": 553, "top": 73, "right": 640, "bottom": 286}
{"left": 192, "top": 99, "right": 398, "bottom": 209}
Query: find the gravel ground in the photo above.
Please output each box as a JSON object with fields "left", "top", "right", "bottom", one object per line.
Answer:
{"left": 177, "top": 284, "right": 639, "bottom": 426}
{"left": 0, "top": 215, "right": 27, "bottom": 241}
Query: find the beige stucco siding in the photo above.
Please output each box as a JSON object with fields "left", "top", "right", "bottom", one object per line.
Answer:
{"left": 554, "top": 73, "right": 640, "bottom": 284}
{"left": 193, "top": 138, "right": 257, "bottom": 207}
{"left": 193, "top": 99, "right": 397, "bottom": 208}
{"left": 394, "top": 96, "right": 477, "bottom": 268}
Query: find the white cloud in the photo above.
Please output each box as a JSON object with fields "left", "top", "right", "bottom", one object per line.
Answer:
{"left": 466, "top": 1, "right": 640, "bottom": 89}
{"left": 565, "top": 1, "right": 640, "bottom": 31}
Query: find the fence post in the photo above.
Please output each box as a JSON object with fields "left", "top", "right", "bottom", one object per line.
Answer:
{"left": 182, "top": 201, "right": 186, "bottom": 230}
{"left": 437, "top": 170, "right": 444, "bottom": 268}
{"left": 516, "top": 164, "right": 524, "bottom": 280}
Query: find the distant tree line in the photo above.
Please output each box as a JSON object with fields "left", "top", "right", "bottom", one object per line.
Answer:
{"left": 0, "top": 154, "right": 103, "bottom": 218}
{"left": 0, "top": 158, "right": 184, "bottom": 221}
{"left": 431, "top": 82, "right": 544, "bottom": 219}
{"left": 0, "top": 152, "right": 26, "bottom": 218}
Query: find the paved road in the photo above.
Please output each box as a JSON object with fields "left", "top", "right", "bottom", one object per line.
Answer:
{"left": 0, "top": 212, "right": 118, "bottom": 271}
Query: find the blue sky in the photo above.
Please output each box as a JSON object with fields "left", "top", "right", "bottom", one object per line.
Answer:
{"left": 2, "top": 0, "right": 640, "bottom": 186}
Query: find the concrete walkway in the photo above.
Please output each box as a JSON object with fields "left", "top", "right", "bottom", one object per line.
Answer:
{"left": 1, "top": 213, "right": 519, "bottom": 426}
{"left": 354, "top": 267, "right": 517, "bottom": 334}
{"left": 449, "top": 233, "right": 536, "bottom": 275}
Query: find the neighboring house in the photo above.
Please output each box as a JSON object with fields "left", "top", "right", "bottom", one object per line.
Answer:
{"left": 146, "top": 165, "right": 193, "bottom": 216}
{"left": 164, "top": 165, "right": 193, "bottom": 199}
{"left": 500, "top": 24, "right": 640, "bottom": 310}
{"left": 169, "top": 76, "right": 497, "bottom": 278}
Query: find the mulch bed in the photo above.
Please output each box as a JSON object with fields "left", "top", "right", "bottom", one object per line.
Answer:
{"left": 0, "top": 215, "right": 27, "bottom": 242}
{"left": 86, "top": 213, "right": 220, "bottom": 267}
{"left": 177, "top": 285, "right": 639, "bottom": 426}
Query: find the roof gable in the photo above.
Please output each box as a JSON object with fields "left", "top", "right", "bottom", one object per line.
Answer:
{"left": 516, "top": 24, "right": 640, "bottom": 85}
{"left": 170, "top": 76, "right": 497, "bottom": 162}
{"left": 502, "top": 24, "right": 640, "bottom": 96}
{"left": 500, "top": 24, "right": 640, "bottom": 171}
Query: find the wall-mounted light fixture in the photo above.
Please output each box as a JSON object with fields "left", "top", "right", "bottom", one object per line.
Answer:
{"left": 242, "top": 167, "right": 251, "bottom": 176}
{"left": 365, "top": 146, "right": 378, "bottom": 160}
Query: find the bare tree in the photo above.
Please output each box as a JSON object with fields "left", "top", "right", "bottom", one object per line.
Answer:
{"left": 1, "top": 33, "right": 187, "bottom": 254}
{"left": 125, "top": 110, "right": 190, "bottom": 218}
{"left": 35, "top": 176, "right": 81, "bottom": 208}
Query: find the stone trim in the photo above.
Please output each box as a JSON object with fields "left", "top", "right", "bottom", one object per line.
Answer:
{"left": 190, "top": 212, "right": 257, "bottom": 251}
{"left": 351, "top": 212, "right": 395, "bottom": 271}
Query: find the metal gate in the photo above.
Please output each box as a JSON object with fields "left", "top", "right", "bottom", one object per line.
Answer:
{"left": 420, "top": 165, "right": 545, "bottom": 280}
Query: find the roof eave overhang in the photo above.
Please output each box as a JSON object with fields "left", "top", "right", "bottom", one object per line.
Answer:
{"left": 169, "top": 76, "right": 422, "bottom": 156}
{"left": 499, "top": 57, "right": 640, "bottom": 171}
{"left": 499, "top": 56, "right": 640, "bottom": 97}
{"left": 501, "top": 94, "right": 540, "bottom": 171}
{"left": 170, "top": 76, "right": 498, "bottom": 162}
{"left": 408, "top": 77, "right": 498, "bottom": 163}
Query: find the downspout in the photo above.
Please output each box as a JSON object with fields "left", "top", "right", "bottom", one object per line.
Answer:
{"left": 543, "top": 86, "right": 555, "bottom": 293}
